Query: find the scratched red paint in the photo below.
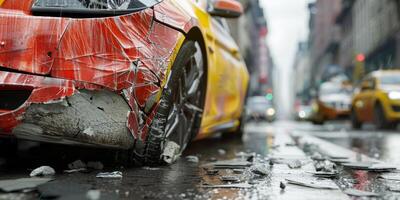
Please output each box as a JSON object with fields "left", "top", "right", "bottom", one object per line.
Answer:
{"left": 0, "top": 1, "right": 196, "bottom": 141}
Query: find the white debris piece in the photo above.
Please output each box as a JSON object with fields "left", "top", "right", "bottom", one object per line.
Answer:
{"left": 218, "top": 149, "right": 226, "bottom": 155}
{"left": 30, "top": 166, "right": 56, "bottom": 177}
{"left": 162, "top": 141, "right": 181, "bottom": 164}
{"left": 96, "top": 171, "right": 123, "bottom": 179}
{"left": 186, "top": 156, "right": 199, "bottom": 163}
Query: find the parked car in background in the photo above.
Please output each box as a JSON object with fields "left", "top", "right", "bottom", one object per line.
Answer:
{"left": 246, "top": 96, "right": 276, "bottom": 122}
{"left": 0, "top": 0, "right": 249, "bottom": 165}
{"left": 311, "top": 81, "right": 352, "bottom": 124}
{"left": 351, "top": 70, "right": 400, "bottom": 130}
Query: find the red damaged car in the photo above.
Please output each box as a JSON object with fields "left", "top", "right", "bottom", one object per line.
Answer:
{"left": 0, "top": 0, "right": 250, "bottom": 165}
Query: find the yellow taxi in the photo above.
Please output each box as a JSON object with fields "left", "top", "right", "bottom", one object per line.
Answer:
{"left": 351, "top": 70, "right": 400, "bottom": 129}
{"left": 311, "top": 81, "right": 352, "bottom": 124}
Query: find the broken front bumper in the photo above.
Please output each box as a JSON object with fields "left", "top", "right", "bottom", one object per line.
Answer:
{"left": 0, "top": 72, "right": 134, "bottom": 149}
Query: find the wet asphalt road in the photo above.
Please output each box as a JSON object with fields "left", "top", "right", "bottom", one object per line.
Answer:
{"left": 0, "top": 120, "right": 400, "bottom": 199}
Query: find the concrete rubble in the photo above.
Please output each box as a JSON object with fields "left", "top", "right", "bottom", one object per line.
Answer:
{"left": 30, "top": 166, "right": 56, "bottom": 177}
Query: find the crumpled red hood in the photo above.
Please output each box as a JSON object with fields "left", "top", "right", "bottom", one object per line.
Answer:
{"left": 0, "top": 9, "right": 69, "bottom": 75}
{"left": 0, "top": 2, "right": 163, "bottom": 91}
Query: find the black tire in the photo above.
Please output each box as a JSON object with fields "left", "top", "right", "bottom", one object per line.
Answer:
{"left": 374, "top": 103, "right": 392, "bottom": 130}
{"left": 131, "top": 41, "right": 206, "bottom": 166}
{"left": 351, "top": 109, "right": 362, "bottom": 130}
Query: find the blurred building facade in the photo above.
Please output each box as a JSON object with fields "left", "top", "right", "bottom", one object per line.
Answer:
{"left": 293, "top": 42, "right": 312, "bottom": 103}
{"left": 309, "top": 0, "right": 400, "bottom": 87}
{"left": 227, "top": 0, "right": 274, "bottom": 97}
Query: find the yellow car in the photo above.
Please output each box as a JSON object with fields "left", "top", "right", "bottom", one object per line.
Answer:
{"left": 311, "top": 81, "right": 352, "bottom": 124}
{"left": 0, "top": 0, "right": 249, "bottom": 165}
{"left": 351, "top": 70, "right": 400, "bottom": 129}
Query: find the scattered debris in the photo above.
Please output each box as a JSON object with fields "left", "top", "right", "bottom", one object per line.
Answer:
{"left": 314, "top": 160, "right": 336, "bottom": 172}
{"left": 233, "top": 169, "right": 244, "bottom": 174}
{"left": 329, "top": 158, "right": 351, "bottom": 164}
{"left": 0, "top": 178, "right": 53, "bottom": 192}
{"left": 220, "top": 176, "right": 240, "bottom": 182}
{"left": 307, "top": 171, "right": 338, "bottom": 178}
{"left": 201, "top": 183, "right": 252, "bottom": 189}
{"left": 287, "top": 160, "right": 302, "bottom": 169}
{"left": 342, "top": 162, "right": 375, "bottom": 170}
{"left": 68, "top": 160, "right": 86, "bottom": 170}
{"left": 218, "top": 149, "right": 226, "bottom": 156}
{"left": 251, "top": 164, "right": 269, "bottom": 176}
{"left": 87, "top": 162, "right": 104, "bottom": 170}
{"left": 368, "top": 164, "right": 397, "bottom": 172}
{"left": 86, "top": 189, "right": 101, "bottom": 200}
{"left": 285, "top": 177, "right": 339, "bottom": 190}
{"left": 186, "top": 156, "right": 199, "bottom": 163}
{"left": 161, "top": 141, "right": 181, "bottom": 164}
{"left": 343, "top": 189, "right": 380, "bottom": 197}
{"left": 205, "top": 169, "right": 219, "bottom": 176}
{"left": 342, "top": 162, "right": 396, "bottom": 172}
{"left": 235, "top": 152, "right": 255, "bottom": 162}
{"left": 96, "top": 171, "right": 123, "bottom": 179}
{"left": 30, "top": 166, "right": 56, "bottom": 177}
{"left": 203, "top": 159, "right": 252, "bottom": 169}
{"left": 280, "top": 181, "right": 286, "bottom": 190}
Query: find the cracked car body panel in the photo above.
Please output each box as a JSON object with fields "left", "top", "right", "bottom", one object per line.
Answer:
{"left": 0, "top": 0, "right": 250, "bottom": 148}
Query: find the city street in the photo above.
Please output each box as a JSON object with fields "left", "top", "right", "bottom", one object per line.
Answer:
{"left": 1, "top": 120, "right": 400, "bottom": 200}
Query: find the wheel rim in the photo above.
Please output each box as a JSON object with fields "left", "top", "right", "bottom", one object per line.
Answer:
{"left": 164, "top": 43, "right": 204, "bottom": 152}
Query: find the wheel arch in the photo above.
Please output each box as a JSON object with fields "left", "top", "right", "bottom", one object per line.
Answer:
{"left": 185, "top": 27, "right": 209, "bottom": 99}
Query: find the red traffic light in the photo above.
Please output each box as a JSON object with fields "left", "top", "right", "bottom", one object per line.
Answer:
{"left": 356, "top": 54, "right": 365, "bottom": 62}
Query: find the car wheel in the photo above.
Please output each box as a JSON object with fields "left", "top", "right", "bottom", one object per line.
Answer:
{"left": 351, "top": 109, "right": 362, "bottom": 129}
{"left": 132, "top": 41, "right": 205, "bottom": 165}
{"left": 374, "top": 103, "right": 392, "bottom": 130}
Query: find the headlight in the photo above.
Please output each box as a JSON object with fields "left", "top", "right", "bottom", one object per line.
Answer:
{"left": 266, "top": 108, "right": 276, "bottom": 116}
{"left": 388, "top": 91, "right": 400, "bottom": 100}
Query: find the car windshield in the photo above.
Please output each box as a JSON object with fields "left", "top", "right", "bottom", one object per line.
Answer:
{"left": 380, "top": 74, "right": 400, "bottom": 85}
{"left": 33, "top": 0, "right": 161, "bottom": 10}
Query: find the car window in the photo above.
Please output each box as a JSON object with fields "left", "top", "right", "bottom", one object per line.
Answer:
{"left": 380, "top": 74, "right": 400, "bottom": 85}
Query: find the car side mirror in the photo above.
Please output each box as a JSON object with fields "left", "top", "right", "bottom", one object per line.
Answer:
{"left": 361, "top": 82, "right": 372, "bottom": 91}
{"left": 208, "top": 0, "right": 244, "bottom": 18}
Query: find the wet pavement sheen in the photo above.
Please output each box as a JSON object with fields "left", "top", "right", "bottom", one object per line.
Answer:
{"left": 0, "top": 121, "right": 400, "bottom": 199}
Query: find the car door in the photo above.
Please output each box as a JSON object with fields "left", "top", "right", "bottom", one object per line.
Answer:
{"left": 201, "top": 5, "right": 247, "bottom": 130}
{"left": 355, "top": 77, "right": 375, "bottom": 122}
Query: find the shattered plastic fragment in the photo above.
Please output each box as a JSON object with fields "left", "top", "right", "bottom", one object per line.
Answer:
{"left": 287, "top": 160, "right": 302, "bottom": 169}
{"left": 220, "top": 176, "right": 240, "bottom": 182}
{"left": 285, "top": 177, "right": 339, "bottom": 190}
{"left": 186, "top": 156, "right": 199, "bottom": 163}
{"left": 162, "top": 141, "right": 181, "bottom": 164}
{"left": 30, "top": 166, "right": 56, "bottom": 177}
{"left": 344, "top": 189, "right": 380, "bottom": 197}
{"left": 203, "top": 159, "right": 252, "bottom": 169}
{"left": 201, "top": 183, "right": 252, "bottom": 189}
{"left": 251, "top": 164, "right": 269, "bottom": 176}
{"left": 96, "top": 171, "right": 123, "bottom": 179}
